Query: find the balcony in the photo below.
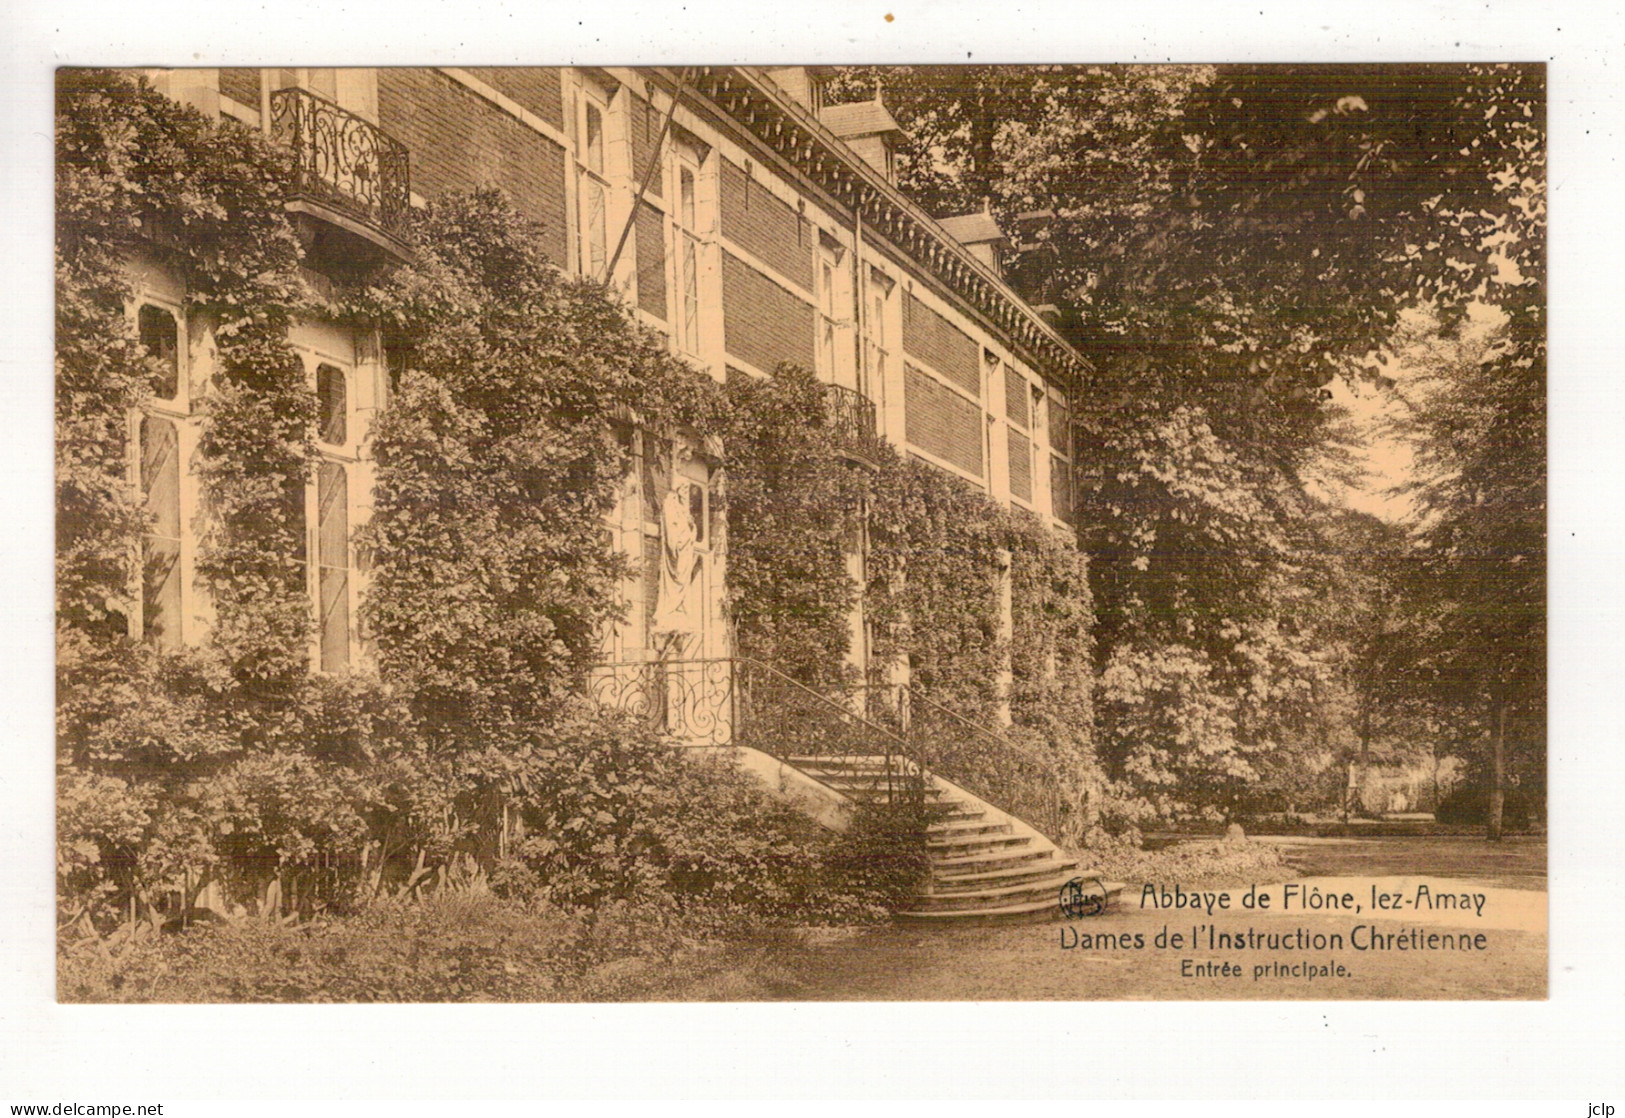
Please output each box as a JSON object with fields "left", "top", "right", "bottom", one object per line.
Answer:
{"left": 824, "top": 383, "right": 885, "bottom": 465}
{"left": 269, "top": 87, "right": 412, "bottom": 272}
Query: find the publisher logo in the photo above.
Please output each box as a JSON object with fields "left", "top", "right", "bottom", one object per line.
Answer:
{"left": 1058, "top": 875, "right": 1107, "bottom": 919}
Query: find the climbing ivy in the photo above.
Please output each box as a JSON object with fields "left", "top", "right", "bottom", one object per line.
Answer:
{"left": 55, "top": 69, "right": 1121, "bottom": 941}
{"left": 56, "top": 73, "right": 878, "bottom": 933}
{"left": 720, "top": 365, "right": 867, "bottom": 687}
{"left": 721, "top": 365, "right": 1123, "bottom": 845}
{"left": 343, "top": 189, "right": 724, "bottom": 737}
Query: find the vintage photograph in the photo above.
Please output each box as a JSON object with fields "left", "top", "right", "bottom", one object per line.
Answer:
{"left": 54, "top": 62, "right": 1545, "bottom": 1002}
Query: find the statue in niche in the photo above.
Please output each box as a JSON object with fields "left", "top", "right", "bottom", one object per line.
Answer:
{"left": 652, "top": 446, "right": 703, "bottom": 654}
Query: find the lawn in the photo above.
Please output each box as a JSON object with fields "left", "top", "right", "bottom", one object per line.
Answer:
{"left": 1261, "top": 835, "right": 1546, "bottom": 890}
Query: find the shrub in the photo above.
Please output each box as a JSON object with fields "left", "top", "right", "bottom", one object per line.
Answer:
{"left": 59, "top": 894, "right": 623, "bottom": 1003}
{"left": 1084, "top": 832, "right": 1294, "bottom": 888}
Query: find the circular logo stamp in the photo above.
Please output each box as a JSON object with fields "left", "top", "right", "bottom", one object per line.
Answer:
{"left": 1058, "top": 875, "right": 1107, "bottom": 919}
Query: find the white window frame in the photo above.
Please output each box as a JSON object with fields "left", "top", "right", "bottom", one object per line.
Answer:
{"left": 127, "top": 293, "right": 193, "bottom": 646}
{"left": 299, "top": 348, "right": 361, "bottom": 673}
{"left": 572, "top": 80, "right": 616, "bottom": 281}
{"left": 670, "top": 141, "right": 709, "bottom": 362}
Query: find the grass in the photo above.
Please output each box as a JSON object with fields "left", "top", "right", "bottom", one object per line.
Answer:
{"left": 60, "top": 835, "right": 1545, "bottom": 1003}
{"left": 1263, "top": 835, "right": 1547, "bottom": 890}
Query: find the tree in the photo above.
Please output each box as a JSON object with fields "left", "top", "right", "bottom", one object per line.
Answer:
{"left": 835, "top": 64, "right": 1543, "bottom": 821}
{"left": 1396, "top": 314, "right": 1545, "bottom": 838}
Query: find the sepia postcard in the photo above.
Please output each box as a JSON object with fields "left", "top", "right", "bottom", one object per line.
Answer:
{"left": 51, "top": 57, "right": 1546, "bottom": 1014}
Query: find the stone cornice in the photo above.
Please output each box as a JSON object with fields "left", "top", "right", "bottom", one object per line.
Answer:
{"left": 663, "top": 65, "right": 1093, "bottom": 387}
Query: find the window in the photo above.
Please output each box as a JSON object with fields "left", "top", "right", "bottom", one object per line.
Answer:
{"left": 1004, "top": 364, "right": 1028, "bottom": 430}
{"left": 1007, "top": 426, "right": 1033, "bottom": 504}
{"left": 1049, "top": 395, "right": 1071, "bottom": 458}
{"left": 138, "top": 416, "right": 182, "bottom": 648}
{"left": 868, "top": 289, "right": 887, "bottom": 395}
{"left": 139, "top": 304, "right": 179, "bottom": 401}
{"left": 317, "top": 461, "right": 350, "bottom": 671}
{"left": 308, "top": 68, "right": 338, "bottom": 102}
{"left": 1046, "top": 390, "right": 1075, "bottom": 524}
{"left": 305, "top": 351, "right": 356, "bottom": 671}
{"left": 317, "top": 364, "right": 347, "bottom": 446}
{"left": 816, "top": 235, "right": 852, "bottom": 390}
{"left": 675, "top": 163, "right": 702, "bottom": 356}
{"left": 629, "top": 437, "right": 715, "bottom": 654}
{"left": 862, "top": 267, "right": 894, "bottom": 411}
{"left": 574, "top": 85, "right": 613, "bottom": 280}
{"left": 1051, "top": 452, "right": 1073, "bottom": 523}
{"left": 1004, "top": 364, "right": 1033, "bottom": 504}
{"left": 819, "top": 257, "right": 838, "bottom": 375}
{"left": 274, "top": 67, "right": 337, "bottom": 103}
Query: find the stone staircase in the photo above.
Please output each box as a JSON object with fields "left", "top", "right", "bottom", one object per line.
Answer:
{"left": 786, "top": 753, "right": 1122, "bottom": 922}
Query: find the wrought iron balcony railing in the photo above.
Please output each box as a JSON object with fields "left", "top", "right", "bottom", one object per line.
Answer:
{"left": 824, "top": 383, "right": 885, "bottom": 464}
{"left": 269, "top": 87, "right": 410, "bottom": 237}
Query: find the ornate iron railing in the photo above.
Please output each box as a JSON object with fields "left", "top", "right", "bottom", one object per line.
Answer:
{"left": 824, "top": 383, "right": 885, "bottom": 463}
{"left": 866, "top": 682, "right": 1076, "bottom": 847}
{"left": 587, "top": 657, "right": 918, "bottom": 802}
{"left": 269, "top": 87, "right": 411, "bottom": 235}
{"left": 586, "top": 657, "right": 736, "bottom": 746}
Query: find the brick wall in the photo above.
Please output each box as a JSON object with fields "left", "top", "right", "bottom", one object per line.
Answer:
{"left": 905, "top": 363, "right": 983, "bottom": 477}
{"left": 636, "top": 202, "right": 666, "bottom": 320}
{"left": 219, "top": 68, "right": 261, "bottom": 108}
{"left": 719, "top": 159, "right": 812, "bottom": 291}
{"left": 903, "top": 292, "right": 980, "bottom": 396}
{"left": 722, "top": 252, "right": 816, "bottom": 374}
{"left": 378, "top": 68, "right": 569, "bottom": 265}
{"left": 464, "top": 67, "right": 564, "bottom": 131}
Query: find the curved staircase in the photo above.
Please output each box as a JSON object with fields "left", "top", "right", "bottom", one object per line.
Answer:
{"left": 587, "top": 656, "right": 1121, "bottom": 923}
{"left": 787, "top": 753, "right": 1122, "bottom": 922}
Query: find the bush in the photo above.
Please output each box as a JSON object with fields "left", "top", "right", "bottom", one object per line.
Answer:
{"left": 58, "top": 893, "right": 667, "bottom": 1003}
{"left": 1084, "top": 831, "right": 1294, "bottom": 888}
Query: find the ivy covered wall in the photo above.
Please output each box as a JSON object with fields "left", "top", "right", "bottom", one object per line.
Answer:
{"left": 56, "top": 70, "right": 1118, "bottom": 936}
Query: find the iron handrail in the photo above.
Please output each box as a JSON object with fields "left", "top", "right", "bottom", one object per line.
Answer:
{"left": 901, "top": 688, "right": 1051, "bottom": 767}
{"left": 584, "top": 656, "right": 918, "bottom": 801}
{"left": 876, "top": 681, "right": 1074, "bottom": 845}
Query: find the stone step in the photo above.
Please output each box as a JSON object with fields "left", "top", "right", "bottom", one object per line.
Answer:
{"left": 927, "top": 819, "right": 1011, "bottom": 839}
{"left": 928, "top": 845, "right": 1056, "bottom": 875}
{"left": 927, "top": 831, "right": 1033, "bottom": 856}
{"left": 925, "top": 859, "right": 1081, "bottom": 894}
{"left": 799, "top": 768, "right": 928, "bottom": 785}
{"left": 786, "top": 754, "right": 916, "bottom": 773}
{"left": 899, "top": 879, "right": 1126, "bottom": 922}
{"left": 837, "top": 783, "right": 950, "bottom": 801}
{"left": 906, "top": 874, "right": 1080, "bottom": 913}
{"left": 930, "top": 805, "right": 987, "bottom": 823}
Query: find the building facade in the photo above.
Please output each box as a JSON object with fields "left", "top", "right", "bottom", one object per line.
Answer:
{"left": 128, "top": 64, "right": 1090, "bottom": 697}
